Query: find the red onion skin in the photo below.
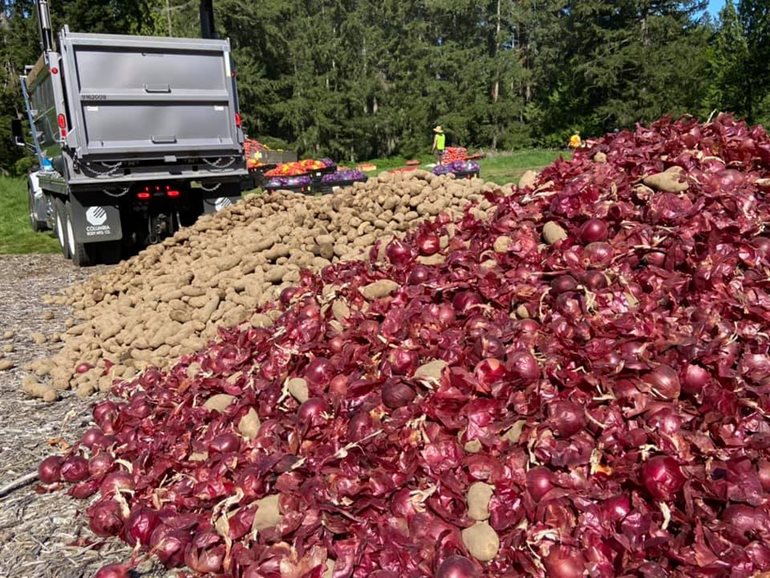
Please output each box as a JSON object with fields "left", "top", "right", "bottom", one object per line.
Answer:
{"left": 387, "top": 348, "right": 419, "bottom": 376}
{"left": 758, "top": 460, "right": 770, "bottom": 492}
{"left": 94, "top": 564, "right": 129, "bottom": 578}
{"left": 38, "top": 456, "right": 63, "bottom": 484}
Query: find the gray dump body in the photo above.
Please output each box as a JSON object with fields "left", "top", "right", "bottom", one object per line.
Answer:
{"left": 27, "top": 27, "right": 246, "bottom": 191}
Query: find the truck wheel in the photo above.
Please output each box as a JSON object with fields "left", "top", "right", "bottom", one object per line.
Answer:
{"left": 28, "top": 186, "right": 46, "bottom": 232}
{"left": 65, "top": 201, "right": 93, "bottom": 267}
{"left": 54, "top": 198, "right": 71, "bottom": 260}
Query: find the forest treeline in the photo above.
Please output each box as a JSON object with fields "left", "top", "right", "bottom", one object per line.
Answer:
{"left": 0, "top": 0, "right": 768, "bottom": 170}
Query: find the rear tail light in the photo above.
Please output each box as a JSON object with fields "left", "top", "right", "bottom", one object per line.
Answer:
{"left": 137, "top": 191, "right": 151, "bottom": 200}
{"left": 57, "top": 114, "right": 67, "bottom": 138}
{"left": 235, "top": 112, "right": 242, "bottom": 128}
{"left": 166, "top": 189, "right": 180, "bottom": 198}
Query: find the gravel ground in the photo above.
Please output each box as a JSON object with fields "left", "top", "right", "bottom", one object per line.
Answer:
{"left": 0, "top": 254, "right": 168, "bottom": 578}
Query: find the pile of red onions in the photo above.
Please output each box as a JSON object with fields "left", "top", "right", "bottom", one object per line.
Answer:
{"left": 41, "top": 115, "right": 770, "bottom": 577}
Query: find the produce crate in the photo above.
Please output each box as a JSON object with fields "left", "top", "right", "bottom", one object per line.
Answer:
{"left": 453, "top": 170, "right": 480, "bottom": 179}
{"left": 314, "top": 176, "right": 369, "bottom": 194}
{"left": 264, "top": 183, "right": 312, "bottom": 194}
{"left": 257, "top": 150, "right": 298, "bottom": 164}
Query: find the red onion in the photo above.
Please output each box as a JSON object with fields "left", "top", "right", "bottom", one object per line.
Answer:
{"left": 582, "top": 242, "right": 614, "bottom": 269}
{"left": 329, "top": 374, "right": 349, "bottom": 396}
{"left": 88, "top": 452, "right": 115, "bottom": 478}
{"left": 474, "top": 334, "right": 505, "bottom": 359}
{"left": 408, "top": 264, "right": 431, "bottom": 285}
{"left": 328, "top": 334, "right": 345, "bottom": 353}
{"left": 758, "top": 460, "right": 770, "bottom": 492}
{"left": 100, "top": 471, "right": 134, "bottom": 496}
{"left": 581, "top": 270, "right": 608, "bottom": 290}
{"left": 580, "top": 218, "right": 609, "bottom": 243}
{"left": 508, "top": 351, "right": 540, "bottom": 383}
{"left": 123, "top": 507, "right": 160, "bottom": 547}
{"left": 601, "top": 494, "right": 631, "bottom": 522}
{"left": 682, "top": 363, "right": 710, "bottom": 394}
{"left": 298, "top": 398, "right": 329, "bottom": 427}
{"left": 60, "top": 455, "right": 89, "bottom": 483}
{"left": 641, "top": 456, "right": 685, "bottom": 500}
{"left": 452, "top": 291, "right": 482, "bottom": 314}
{"left": 69, "top": 479, "right": 99, "bottom": 499}
{"left": 435, "top": 555, "right": 479, "bottom": 578}
{"left": 474, "top": 358, "right": 506, "bottom": 388}
{"left": 526, "top": 466, "right": 554, "bottom": 502}
{"left": 544, "top": 546, "right": 587, "bottom": 578}
{"left": 208, "top": 432, "right": 240, "bottom": 453}
{"left": 88, "top": 498, "right": 125, "bottom": 537}
{"left": 386, "top": 239, "right": 414, "bottom": 267}
{"left": 643, "top": 364, "right": 680, "bottom": 399}
{"left": 185, "top": 544, "right": 225, "bottom": 574}
{"left": 279, "top": 287, "right": 299, "bottom": 306}
{"left": 93, "top": 400, "right": 120, "bottom": 434}
{"left": 387, "top": 348, "right": 419, "bottom": 375}
{"left": 417, "top": 232, "right": 441, "bottom": 256}
{"left": 347, "top": 410, "right": 375, "bottom": 441}
{"left": 75, "top": 362, "right": 93, "bottom": 374}
{"left": 382, "top": 380, "right": 416, "bottom": 409}
{"left": 38, "top": 456, "right": 63, "bottom": 484}
{"left": 722, "top": 505, "right": 770, "bottom": 546}
{"left": 548, "top": 401, "right": 585, "bottom": 438}
{"left": 81, "top": 427, "right": 107, "bottom": 449}
{"left": 304, "top": 357, "right": 334, "bottom": 387}
{"left": 150, "top": 524, "right": 189, "bottom": 568}
{"left": 551, "top": 275, "right": 579, "bottom": 295}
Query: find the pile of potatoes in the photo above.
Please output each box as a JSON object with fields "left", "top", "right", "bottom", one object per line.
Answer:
{"left": 23, "top": 171, "right": 507, "bottom": 400}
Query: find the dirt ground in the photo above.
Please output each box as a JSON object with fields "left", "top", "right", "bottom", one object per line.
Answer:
{"left": 0, "top": 254, "right": 168, "bottom": 578}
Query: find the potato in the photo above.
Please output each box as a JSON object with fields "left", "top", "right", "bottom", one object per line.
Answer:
{"left": 360, "top": 280, "right": 399, "bottom": 300}
{"left": 643, "top": 166, "right": 688, "bottom": 193}
{"left": 467, "top": 482, "right": 495, "bottom": 521}
{"left": 238, "top": 408, "right": 261, "bottom": 440}
{"left": 0, "top": 359, "right": 14, "bottom": 371}
{"left": 287, "top": 377, "right": 309, "bottom": 403}
{"left": 204, "top": 394, "right": 236, "bottom": 412}
{"left": 543, "top": 221, "right": 568, "bottom": 245}
{"left": 252, "top": 494, "right": 282, "bottom": 531}
{"left": 461, "top": 522, "right": 500, "bottom": 562}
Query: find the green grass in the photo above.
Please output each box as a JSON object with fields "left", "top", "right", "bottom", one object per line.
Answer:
{"left": 357, "top": 149, "right": 570, "bottom": 185}
{"left": 478, "top": 149, "right": 570, "bottom": 185}
{"left": 0, "top": 175, "right": 60, "bottom": 254}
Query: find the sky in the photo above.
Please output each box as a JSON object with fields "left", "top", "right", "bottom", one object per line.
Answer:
{"left": 707, "top": 0, "right": 726, "bottom": 17}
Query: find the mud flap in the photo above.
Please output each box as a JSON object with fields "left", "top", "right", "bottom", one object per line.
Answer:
{"left": 68, "top": 194, "right": 123, "bottom": 244}
{"left": 201, "top": 183, "right": 242, "bottom": 215}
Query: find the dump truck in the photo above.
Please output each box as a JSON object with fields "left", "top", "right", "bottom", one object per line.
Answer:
{"left": 12, "top": 0, "right": 247, "bottom": 265}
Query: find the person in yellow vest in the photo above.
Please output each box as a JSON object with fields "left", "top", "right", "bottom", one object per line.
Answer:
{"left": 432, "top": 125, "right": 446, "bottom": 164}
{"left": 569, "top": 131, "right": 582, "bottom": 150}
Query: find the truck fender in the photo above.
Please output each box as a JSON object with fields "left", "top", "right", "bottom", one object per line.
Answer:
{"left": 68, "top": 194, "right": 123, "bottom": 244}
{"left": 27, "top": 172, "right": 49, "bottom": 230}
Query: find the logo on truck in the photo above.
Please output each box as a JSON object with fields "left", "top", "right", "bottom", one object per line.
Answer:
{"left": 86, "top": 206, "right": 108, "bottom": 226}
{"left": 215, "top": 197, "right": 232, "bottom": 212}
{"left": 85, "top": 206, "right": 111, "bottom": 237}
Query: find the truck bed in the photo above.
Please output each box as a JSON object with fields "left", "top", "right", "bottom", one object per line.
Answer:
{"left": 57, "top": 29, "right": 242, "bottom": 160}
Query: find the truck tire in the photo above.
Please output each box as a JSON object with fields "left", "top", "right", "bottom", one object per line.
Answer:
{"left": 27, "top": 186, "right": 46, "bottom": 232}
{"left": 53, "top": 197, "right": 71, "bottom": 260}
{"left": 65, "top": 200, "right": 93, "bottom": 267}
